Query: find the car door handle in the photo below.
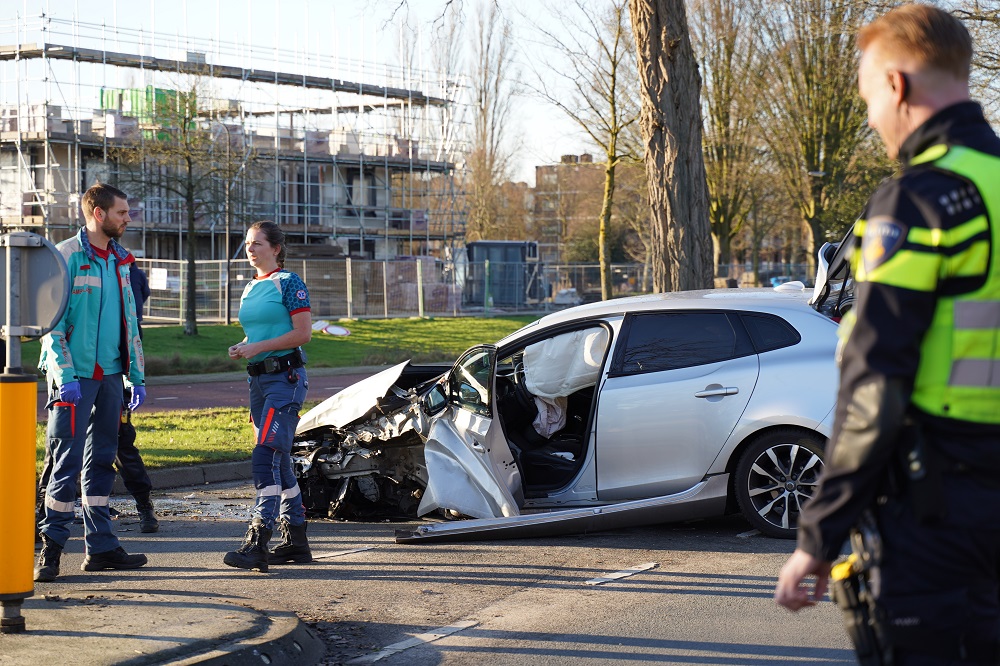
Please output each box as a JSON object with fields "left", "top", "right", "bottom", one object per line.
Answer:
{"left": 694, "top": 386, "right": 739, "bottom": 398}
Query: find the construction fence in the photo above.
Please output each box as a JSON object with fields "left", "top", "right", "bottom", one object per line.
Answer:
{"left": 139, "top": 258, "right": 814, "bottom": 325}
{"left": 139, "top": 258, "right": 652, "bottom": 324}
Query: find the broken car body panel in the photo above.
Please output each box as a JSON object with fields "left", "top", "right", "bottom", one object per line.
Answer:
{"left": 396, "top": 474, "right": 730, "bottom": 544}
{"left": 296, "top": 361, "right": 410, "bottom": 431}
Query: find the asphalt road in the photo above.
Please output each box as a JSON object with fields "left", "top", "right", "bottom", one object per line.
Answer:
{"left": 36, "top": 484, "right": 855, "bottom": 666}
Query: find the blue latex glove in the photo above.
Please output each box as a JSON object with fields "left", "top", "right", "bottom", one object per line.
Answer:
{"left": 129, "top": 385, "right": 147, "bottom": 411}
{"left": 59, "top": 380, "right": 82, "bottom": 405}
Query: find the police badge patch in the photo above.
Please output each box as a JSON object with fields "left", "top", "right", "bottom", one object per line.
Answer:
{"left": 862, "top": 216, "right": 907, "bottom": 273}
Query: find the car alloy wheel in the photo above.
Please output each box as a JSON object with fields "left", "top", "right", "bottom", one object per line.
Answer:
{"left": 734, "top": 429, "right": 825, "bottom": 539}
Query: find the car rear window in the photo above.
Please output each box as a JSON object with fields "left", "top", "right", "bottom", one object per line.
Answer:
{"left": 739, "top": 313, "right": 801, "bottom": 353}
{"left": 615, "top": 311, "right": 754, "bottom": 375}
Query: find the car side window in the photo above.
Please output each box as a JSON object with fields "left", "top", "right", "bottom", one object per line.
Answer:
{"left": 740, "top": 313, "right": 801, "bottom": 353}
{"left": 616, "top": 312, "right": 753, "bottom": 375}
{"left": 449, "top": 348, "right": 493, "bottom": 417}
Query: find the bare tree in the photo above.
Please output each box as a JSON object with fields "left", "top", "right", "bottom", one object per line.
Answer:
{"left": 690, "top": 0, "right": 763, "bottom": 275}
{"left": 736, "top": 164, "right": 797, "bottom": 287}
{"left": 754, "top": 0, "right": 874, "bottom": 271}
{"left": 629, "top": 0, "right": 715, "bottom": 292}
{"left": 613, "top": 160, "right": 653, "bottom": 290}
{"left": 527, "top": 0, "right": 640, "bottom": 299}
{"left": 465, "top": 1, "right": 520, "bottom": 242}
{"left": 952, "top": 1, "right": 1000, "bottom": 117}
{"left": 389, "top": 5, "right": 470, "bottom": 257}
{"left": 113, "top": 80, "right": 256, "bottom": 336}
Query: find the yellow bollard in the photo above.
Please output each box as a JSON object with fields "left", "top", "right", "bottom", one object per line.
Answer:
{"left": 0, "top": 372, "right": 36, "bottom": 633}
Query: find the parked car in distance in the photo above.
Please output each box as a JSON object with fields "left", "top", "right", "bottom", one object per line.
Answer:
{"left": 292, "top": 284, "right": 840, "bottom": 542}
{"left": 552, "top": 287, "right": 582, "bottom": 306}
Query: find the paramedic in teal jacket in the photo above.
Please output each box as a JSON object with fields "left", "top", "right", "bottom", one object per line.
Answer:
{"left": 35, "top": 183, "right": 148, "bottom": 582}
{"left": 223, "top": 220, "right": 313, "bottom": 572}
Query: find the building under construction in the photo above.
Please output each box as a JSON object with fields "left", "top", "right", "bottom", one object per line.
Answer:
{"left": 0, "top": 10, "right": 467, "bottom": 262}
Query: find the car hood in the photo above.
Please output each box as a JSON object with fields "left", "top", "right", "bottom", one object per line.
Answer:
{"left": 296, "top": 361, "right": 410, "bottom": 433}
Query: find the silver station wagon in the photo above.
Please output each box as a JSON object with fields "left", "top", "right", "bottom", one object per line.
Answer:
{"left": 292, "top": 281, "right": 844, "bottom": 542}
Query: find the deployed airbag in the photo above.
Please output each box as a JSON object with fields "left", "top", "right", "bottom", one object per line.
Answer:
{"left": 532, "top": 395, "right": 568, "bottom": 437}
{"left": 523, "top": 327, "right": 609, "bottom": 398}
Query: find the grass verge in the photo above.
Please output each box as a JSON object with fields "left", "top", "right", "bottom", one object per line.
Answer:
{"left": 29, "top": 315, "right": 541, "bottom": 472}
{"left": 35, "top": 407, "right": 256, "bottom": 473}
{"left": 21, "top": 316, "right": 539, "bottom": 376}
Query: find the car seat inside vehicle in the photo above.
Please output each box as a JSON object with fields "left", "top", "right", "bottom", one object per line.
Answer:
{"left": 495, "top": 327, "right": 609, "bottom": 493}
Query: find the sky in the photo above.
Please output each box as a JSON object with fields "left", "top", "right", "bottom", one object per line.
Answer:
{"left": 9, "top": 0, "right": 591, "bottom": 184}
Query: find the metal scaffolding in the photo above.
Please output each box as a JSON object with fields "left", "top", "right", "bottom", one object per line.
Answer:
{"left": 0, "top": 8, "right": 468, "bottom": 261}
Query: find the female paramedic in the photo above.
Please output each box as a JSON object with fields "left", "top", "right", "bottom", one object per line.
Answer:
{"left": 224, "top": 220, "right": 313, "bottom": 572}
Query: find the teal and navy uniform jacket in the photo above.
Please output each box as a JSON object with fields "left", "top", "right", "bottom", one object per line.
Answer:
{"left": 39, "top": 227, "right": 145, "bottom": 389}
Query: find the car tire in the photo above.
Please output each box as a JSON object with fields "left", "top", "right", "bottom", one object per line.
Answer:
{"left": 734, "top": 429, "right": 825, "bottom": 539}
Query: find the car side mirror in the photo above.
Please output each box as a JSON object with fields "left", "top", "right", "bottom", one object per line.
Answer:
{"left": 422, "top": 384, "right": 448, "bottom": 416}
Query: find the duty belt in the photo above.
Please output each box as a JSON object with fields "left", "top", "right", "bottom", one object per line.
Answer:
{"left": 246, "top": 351, "right": 303, "bottom": 376}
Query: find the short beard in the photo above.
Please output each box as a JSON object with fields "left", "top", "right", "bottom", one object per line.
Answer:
{"left": 102, "top": 219, "right": 124, "bottom": 239}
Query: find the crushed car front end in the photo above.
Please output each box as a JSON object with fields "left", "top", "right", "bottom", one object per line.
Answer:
{"left": 291, "top": 362, "right": 448, "bottom": 521}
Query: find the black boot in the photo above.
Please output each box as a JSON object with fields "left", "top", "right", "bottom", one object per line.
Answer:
{"left": 223, "top": 519, "right": 272, "bottom": 572}
{"left": 270, "top": 519, "right": 313, "bottom": 564}
{"left": 81, "top": 547, "right": 148, "bottom": 571}
{"left": 34, "top": 535, "right": 63, "bottom": 582}
{"left": 134, "top": 493, "right": 160, "bottom": 533}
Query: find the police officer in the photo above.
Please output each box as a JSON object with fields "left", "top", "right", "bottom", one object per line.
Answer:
{"left": 117, "top": 263, "right": 159, "bottom": 533}
{"left": 775, "top": 5, "right": 1000, "bottom": 663}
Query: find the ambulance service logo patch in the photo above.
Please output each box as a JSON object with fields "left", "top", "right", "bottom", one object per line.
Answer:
{"left": 296, "top": 289, "right": 307, "bottom": 300}
{"left": 862, "top": 216, "right": 907, "bottom": 273}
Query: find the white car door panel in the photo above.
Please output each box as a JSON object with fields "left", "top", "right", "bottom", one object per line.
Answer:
{"left": 594, "top": 310, "right": 760, "bottom": 501}
{"left": 419, "top": 406, "right": 522, "bottom": 519}
{"left": 595, "top": 355, "right": 759, "bottom": 500}
{"left": 418, "top": 346, "right": 524, "bottom": 519}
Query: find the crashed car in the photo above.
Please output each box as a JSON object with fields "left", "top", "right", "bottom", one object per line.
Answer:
{"left": 293, "top": 270, "right": 848, "bottom": 542}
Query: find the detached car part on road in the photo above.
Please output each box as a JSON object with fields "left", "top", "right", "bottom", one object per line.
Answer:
{"left": 293, "top": 276, "right": 848, "bottom": 542}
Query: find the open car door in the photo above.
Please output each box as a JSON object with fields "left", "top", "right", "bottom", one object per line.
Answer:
{"left": 417, "top": 345, "right": 524, "bottom": 519}
{"left": 810, "top": 225, "right": 856, "bottom": 319}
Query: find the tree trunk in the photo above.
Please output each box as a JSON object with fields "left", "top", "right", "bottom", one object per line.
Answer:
{"left": 599, "top": 162, "right": 616, "bottom": 301}
{"left": 629, "top": 0, "right": 714, "bottom": 292}
{"left": 752, "top": 242, "right": 761, "bottom": 287}
{"left": 184, "top": 184, "right": 199, "bottom": 336}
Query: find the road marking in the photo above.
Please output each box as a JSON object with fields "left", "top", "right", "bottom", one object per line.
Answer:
{"left": 312, "top": 546, "right": 375, "bottom": 559}
{"left": 348, "top": 620, "right": 478, "bottom": 663}
{"left": 585, "top": 562, "right": 658, "bottom": 586}
{"left": 155, "top": 396, "right": 179, "bottom": 400}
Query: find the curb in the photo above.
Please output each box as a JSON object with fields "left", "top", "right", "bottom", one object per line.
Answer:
{"left": 113, "top": 460, "right": 252, "bottom": 494}
{"left": 172, "top": 611, "right": 326, "bottom": 666}
{"left": 4, "top": 592, "right": 326, "bottom": 666}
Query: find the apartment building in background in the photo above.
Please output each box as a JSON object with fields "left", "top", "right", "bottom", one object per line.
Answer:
{"left": 0, "top": 10, "right": 467, "bottom": 262}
